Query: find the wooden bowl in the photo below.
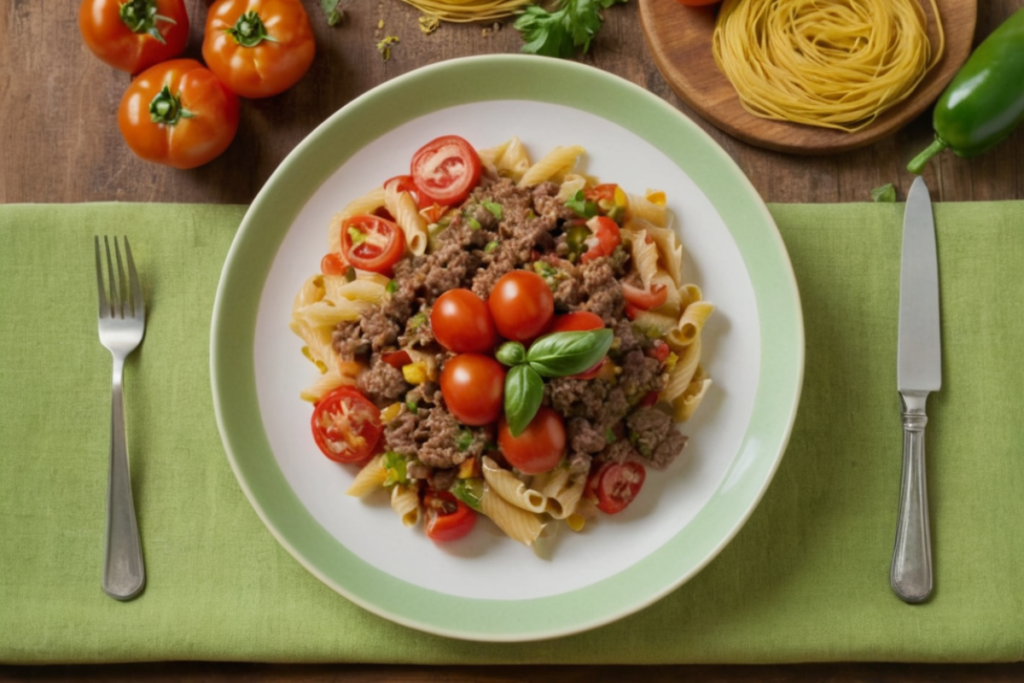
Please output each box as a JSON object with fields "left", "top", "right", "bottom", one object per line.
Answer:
{"left": 638, "top": 0, "right": 977, "bottom": 155}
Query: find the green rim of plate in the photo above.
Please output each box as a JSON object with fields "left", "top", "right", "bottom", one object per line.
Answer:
{"left": 210, "top": 54, "right": 804, "bottom": 642}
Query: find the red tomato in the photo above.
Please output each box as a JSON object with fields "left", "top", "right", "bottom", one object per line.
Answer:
{"left": 118, "top": 59, "right": 240, "bottom": 169}
{"left": 648, "top": 340, "right": 671, "bottom": 363}
{"left": 488, "top": 271, "right": 555, "bottom": 342}
{"left": 440, "top": 354, "right": 506, "bottom": 426}
{"left": 431, "top": 289, "right": 498, "bottom": 353}
{"left": 589, "top": 461, "right": 646, "bottom": 514}
{"left": 320, "top": 252, "right": 348, "bottom": 276}
{"left": 424, "top": 490, "right": 477, "bottom": 542}
{"left": 381, "top": 350, "right": 412, "bottom": 369}
{"left": 580, "top": 216, "right": 622, "bottom": 263}
{"left": 79, "top": 0, "right": 189, "bottom": 74}
{"left": 203, "top": 0, "right": 315, "bottom": 99}
{"left": 340, "top": 215, "right": 406, "bottom": 276}
{"left": 585, "top": 183, "right": 619, "bottom": 203}
{"left": 310, "top": 387, "right": 383, "bottom": 464}
{"left": 498, "top": 407, "right": 566, "bottom": 475}
{"left": 548, "top": 311, "right": 607, "bottom": 379}
{"left": 384, "top": 175, "right": 434, "bottom": 210}
{"left": 410, "top": 136, "right": 482, "bottom": 206}
{"left": 623, "top": 282, "right": 669, "bottom": 310}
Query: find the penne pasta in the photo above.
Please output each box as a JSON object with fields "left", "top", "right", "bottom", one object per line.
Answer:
{"left": 646, "top": 224, "right": 685, "bottom": 287}
{"left": 536, "top": 468, "right": 586, "bottom": 520}
{"left": 328, "top": 188, "right": 387, "bottom": 252}
{"left": 494, "top": 136, "right": 532, "bottom": 181}
{"left": 346, "top": 454, "right": 387, "bottom": 497}
{"left": 672, "top": 373, "right": 712, "bottom": 423}
{"left": 480, "top": 486, "right": 546, "bottom": 547}
{"left": 385, "top": 179, "right": 428, "bottom": 256}
{"left": 481, "top": 456, "right": 547, "bottom": 513}
{"left": 630, "top": 229, "right": 660, "bottom": 290}
{"left": 627, "top": 192, "right": 668, "bottom": 227}
{"left": 670, "top": 301, "right": 715, "bottom": 348}
{"left": 518, "top": 145, "right": 584, "bottom": 187}
{"left": 660, "top": 335, "right": 702, "bottom": 404}
{"left": 391, "top": 484, "right": 421, "bottom": 527}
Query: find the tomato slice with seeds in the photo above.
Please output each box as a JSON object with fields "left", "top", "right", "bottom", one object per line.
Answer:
{"left": 340, "top": 214, "right": 406, "bottom": 276}
{"left": 622, "top": 282, "right": 668, "bottom": 310}
{"left": 589, "top": 461, "right": 646, "bottom": 514}
{"left": 424, "top": 490, "right": 477, "bottom": 542}
{"left": 310, "top": 387, "right": 383, "bottom": 464}
{"left": 410, "top": 135, "right": 482, "bottom": 206}
{"left": 580, "top": 216, "right": 621, "bottom": 263}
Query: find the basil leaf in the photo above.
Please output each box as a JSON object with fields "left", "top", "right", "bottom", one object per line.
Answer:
{"left": 505, "top": 364, "right": 545, "bottom": 437}
{"left": 526, "top": 329, "right": 613, "bottom": 377}
{"left": 496, "top": 341, "right": 527, "bottom": 366}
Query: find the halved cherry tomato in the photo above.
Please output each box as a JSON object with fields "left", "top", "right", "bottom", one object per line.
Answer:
{"left": 548, "top": 312, "right": 607, "bottom": 379}
{"left": 79, "top": 0, "right": 189, "bottom": 73}
{"left": 203, "top": 0, "right": 315, "bottom": 99}
{"left": 580, "top": 216, "right": 622, "bottom": 263}
{"left": 623, "top": 282, "right": 669, "bottom": 310}
{"left": 340, "top": 214, "right": 406, "bottom": 276}
{"left": 498, "top": 407, "right": 566, "bottom": 475}
{"left": 440, "top": 354, "right": 505, "bottom": 426}
{"left": 311, "top": 387, "right": 383, "bottom": 464}
{"left": 320, "top": 252, "right": 348, "bottom": 276}
{"left": 431, "top": 289, "right": 497, "bottom": 353}
{"left": 384, "top": 175, "right": 431, "bottom": 209}
{"left": 118, "top": 59, "right": 240, "bottom": 169}
{"left": 488, "top": 271, "right": 554, "bottom": 342}
{"left": 588, "top": 461, "right": 646, "bottom": 514}
{"left": 410, "top": 135, "right": 482, "bottom": 206}
{"left": 424, "top": 490, "right": 477, "bottom": 542}
{"left": 586, "top": 183, "right": 619, "bottom": 203}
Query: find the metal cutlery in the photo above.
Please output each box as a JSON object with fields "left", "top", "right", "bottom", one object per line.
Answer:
{"left": 94, "top": 236, "right": 147, "bottom": 601}
{"left": 891, "top": 176, "right": 941, "bottom": 603}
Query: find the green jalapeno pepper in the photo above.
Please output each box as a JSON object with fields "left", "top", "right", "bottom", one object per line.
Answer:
{"left": 907, "top": 8, "right": 1024, "bottom": 174}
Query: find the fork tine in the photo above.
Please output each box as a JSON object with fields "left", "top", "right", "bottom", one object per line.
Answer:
{"left": 95, "top": 236, "right": 109, "bottom": 318}
{"left": 114, "top": 237, "right": 127, "bottom": 319}
{"left": 123, "top": 236, "right": 144, "bottom": 319}
{"left": 104, "top": 236, "right": 120, "bottom": 318}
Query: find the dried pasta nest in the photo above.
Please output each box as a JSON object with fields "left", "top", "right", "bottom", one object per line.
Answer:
{"left": 399, "top": 0, "right": 531, "bottom": 23}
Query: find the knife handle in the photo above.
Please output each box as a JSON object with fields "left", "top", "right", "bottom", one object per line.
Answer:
{"left": 891, "top": 391, "right": 933, "bottom": 603}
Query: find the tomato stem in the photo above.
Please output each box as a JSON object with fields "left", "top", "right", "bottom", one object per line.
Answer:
{"left": 119, "top": 0, "right": 176, "bottom": 44}
{"left": 148, "top": 86, "right": 194, "bottom": 126}
{"left": 226, "top": 10, "right": 278, "bottom": 48}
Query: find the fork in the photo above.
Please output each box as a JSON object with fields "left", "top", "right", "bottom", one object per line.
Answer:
{"left": 95, "top": 236, "right": 146, "bottom": 601}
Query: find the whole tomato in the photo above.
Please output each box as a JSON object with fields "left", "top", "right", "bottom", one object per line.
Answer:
{"left": 440, "top": 354, "right": 506, "bottom": 426}
{"left": 203, "top": 0, "right": 315, "bottom": 99}
{"left": 118, "top": 59, "right": 240, "bottom": 169}
{"left": 488, "top": 270, "right": 555, "bottom": 342}
{"left": 431, "top": 289, "right": 497, "bottom": 354}
{"left": 498, "top": 407, "right": 566, "bottom": 475}
{"left": 79, "top": 0, "right": 189, "bottom": 74}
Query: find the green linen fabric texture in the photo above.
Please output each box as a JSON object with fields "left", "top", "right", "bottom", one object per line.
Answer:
{"left": 1, "top": 201, "right": 1023, "bottom": 664}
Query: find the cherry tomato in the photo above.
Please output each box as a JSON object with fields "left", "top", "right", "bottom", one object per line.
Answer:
{"left": 79, "top": 0, "right": 189, "bottom": 74}
{"left": 118, "top": 59, "right": 240, "bottom": 169}
{"left": 589, "top": 461, "right": 646, "bottom": 514}
{"left": 440, "top": 354, "right": 506, "bottom": 426}
{"left": 580, "top": 216, "right": 622, "bottom": 263}
{"left": 203, "top": 0, "right": 315, "bottom": 99}
{"left": 424, "top": 490, "right": 477, "bottom": 542}
{"left": 320, "top": 252, "right": 348, "bottom": 276}
{"left": 431, "top": 289, "right": 498, "bottom": 353}
{"left": 340, "top": 214, "right": 406, "bottom": 276}
{"left": 311, "top": 387, "right": 383, "bottom": 464}
{"left": 410, "top": 135, "right": 482, "bottom": 206}
{"left": 548, "top": 312, "right": 607, "bottom": 379}
{"left": 622, "top": 282, "right": 669, "bottom": 310}
{"left": 498, "top": 407, "right": 566, "bottom": 475}
{"left": 488, "top": 271, "right": 555, "bottom": 342}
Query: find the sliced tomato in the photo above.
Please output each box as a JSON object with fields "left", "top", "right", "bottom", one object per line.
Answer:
{"left": 340, "top": 214, "right": 406, "bottom": 276}
{"left": 320, "top": 252, "right": 348, "bottom": 276}
{"left": 381, "top": 350, "right": 412, "bottom": 369}
{"left": 424, "top": 490, "right": 477, "bottom": 542}
{"left": 623, "top": 282, "right": 668, "bottom": 310}
{"left": 580, "top": 216, "right": 621, "bottom": 263}
{"left": 410, "top": 135, "right": 482, "bottom": 206}
{"left": 384, "top": 174, "right": 433, "bottom": 210}
{"left": 589, "top": 461, "right": 646, "bottom": 514}
{"left": 311, "top": 387, "right": 383, "bottom": 464}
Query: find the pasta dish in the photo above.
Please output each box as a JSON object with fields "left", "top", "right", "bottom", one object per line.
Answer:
{"left": 290, "top": 135, "right": 714, "bottom": 549}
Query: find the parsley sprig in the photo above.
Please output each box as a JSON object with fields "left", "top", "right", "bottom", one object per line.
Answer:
{"left": 514, "top": 0, "right": 627, "bottom": 59}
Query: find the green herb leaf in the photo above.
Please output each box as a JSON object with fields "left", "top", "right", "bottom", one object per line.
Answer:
{"left": 408, "top": 312, "right": 427, "bottom": 330}
{"left": 452, "top": 478, "right": 484, "bottom": 511}
{"left": 483, "top": 201, "right": 503, "bottom": 220}
{"left": 321, "top": 0, "right": 343, "bottom": 25}
{"left": 496, "top": 341, "right": 527, "bottom": 366}
{"left": 467, "top": 217, "right": 482, "bottom": 231}
{"left": 565, "top": 189, "right": 598, "bottom": 218}
{"left": 484, "top": 240, "right": 500, "bottom": 254}
{"left": 406, "top": 399, "right": 418, "bottom": 414}
{"left": 382, "top": 451, "right": 408, "bottom": 487}
{"left": 456, "top": 429, "right": 474, "bottom": 452}
{"left": 504, "top": 364, "right": 545, "bottom": 437}
{"left": 526, "top": 329, "right": 613, "bottom": 377}
{"left": 514, "top": 0, "right": 625, "bottom": 59}
{"left": 871, "top": 183, "right": 897, "bottom": 202}
{"left": 386, "top": 279, "right": 398, "bottom": 294}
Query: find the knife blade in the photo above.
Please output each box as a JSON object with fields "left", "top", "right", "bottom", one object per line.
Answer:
{"left": 891, "top": 176, "right": 941, "bottom": 603}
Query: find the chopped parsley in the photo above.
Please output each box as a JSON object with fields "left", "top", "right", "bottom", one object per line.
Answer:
{"left": 514, "top": 0, "right": 628, "bottom": 59}
{"left": 386, "top": 279, "right": 399, "bottom": 294}
{"left": 484, "top": 240, "right": 500, "bottom": 254}
{"left": 566, "top": 189, "right": 598, "bottom": 218}
{"left": 483, "top": 201, "right": 503, "bottom": 220}
{"left": 382, "top": 451, "right": 408, "bottom": 487}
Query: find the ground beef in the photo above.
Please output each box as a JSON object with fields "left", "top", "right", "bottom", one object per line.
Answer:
{"left": 359, "top": 308, "right": 400, "bottom": 353}
{"left": 357, "top": 357, "right": 407, "bottom": 404}
{"left": 428, "top": 467, "right": 459, "bottom": 491}
{"left": 531, "top": 182, "right": 577, "bottom": 222}
{"left": 384, "top": 405, "right": 484, "bottom": 470}
{"left": 613, "top": 319, "right": 647, "bottom": 356}
{"left": 602, "top": 440, "right": 636, "bottom": 464}
{"left": 618, "top": 349, "right": 665, "bottom": 401}
{"left": 568, "top": 452, "right": 593, "bottom": 475}
{"left": 567, "top": 417, "right": 607, "bottom": 455}
{"left": 625, "top": 406, "right": 689, "bottom": 470}
{"left": 578, "top": 258, "right": 624, "bottom": 323}
{"left": 331, "top": 320, "right": 370, "bottom": 361}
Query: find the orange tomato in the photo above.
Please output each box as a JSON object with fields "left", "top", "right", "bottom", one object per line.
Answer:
{"left": 118, "top": 59, "right": 240, "bottom": 169}
{"left": 79, "top": 0, "right": 189, "bottom": 74}
{"left": 202, "top": 0, "right": 315, "bottom": 99}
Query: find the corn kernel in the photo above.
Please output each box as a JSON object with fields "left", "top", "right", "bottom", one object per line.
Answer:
{"left": 566, "top": 514, "right": 586, "bottom": 532}
{"left": 402, "top": 361, "right": 428, "bottom": 385}
{"left": 381, "top": 403, "right": 403, "bottom": 423}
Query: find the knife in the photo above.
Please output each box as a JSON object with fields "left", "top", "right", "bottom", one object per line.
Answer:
{"left": 891, "top": 176, "right": 941, "bottom": 603}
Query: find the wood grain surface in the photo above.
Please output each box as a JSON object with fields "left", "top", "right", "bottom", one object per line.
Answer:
{"left": 638, "top": 0, "right": 977, "bottom": 154}
{"left": 2, "top": 0, "right": 1024, "bottom": 680}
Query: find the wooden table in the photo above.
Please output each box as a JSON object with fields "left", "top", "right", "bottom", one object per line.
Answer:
{"left": 2, "top": 0, "right": 1022, "bottom": 679}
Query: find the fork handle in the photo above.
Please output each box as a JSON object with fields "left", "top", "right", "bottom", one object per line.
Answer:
{"left": 891, "top": 391, "right": 933, "bottom": 603}
{"left": 103, "top": 356, "right": 146, "bottom": 601}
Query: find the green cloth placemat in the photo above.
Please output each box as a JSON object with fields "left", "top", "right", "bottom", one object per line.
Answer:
{"left": 2, "top": 201, "right": 1023, "bottom": 664}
